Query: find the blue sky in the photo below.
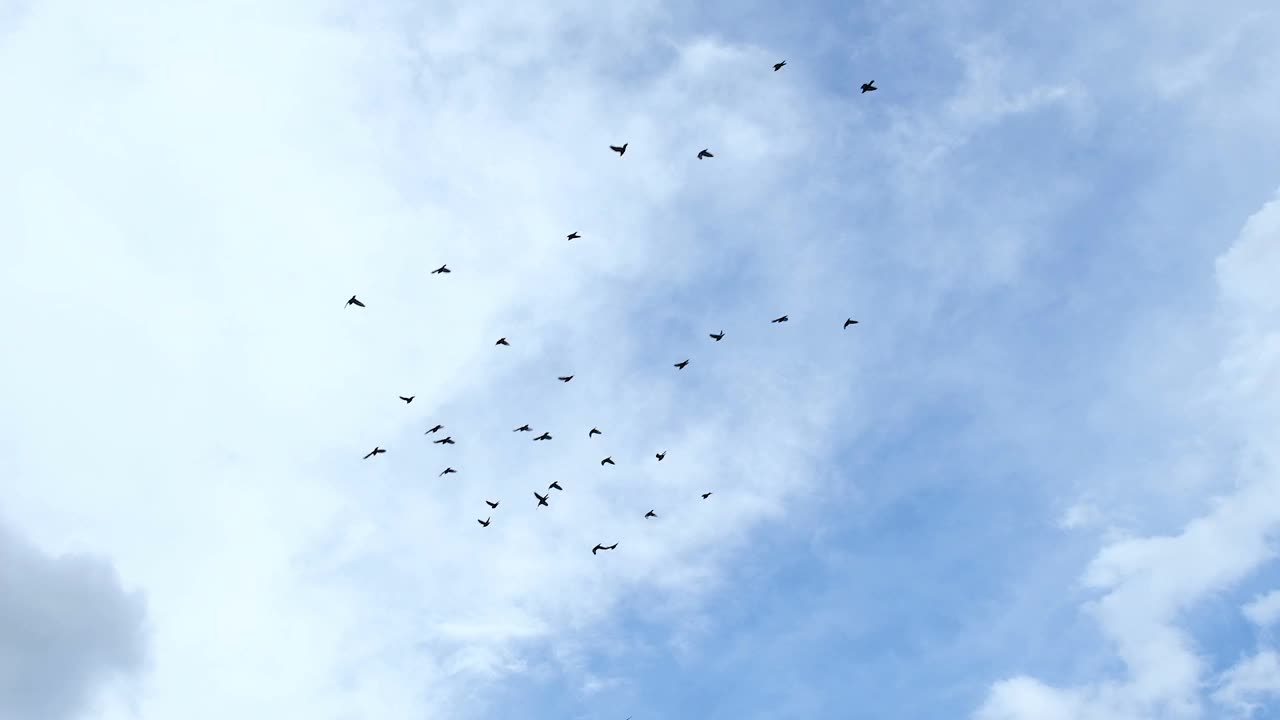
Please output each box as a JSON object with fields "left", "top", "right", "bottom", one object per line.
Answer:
{"left": 1, "top": 1, "right": 1279, "bottom": 719}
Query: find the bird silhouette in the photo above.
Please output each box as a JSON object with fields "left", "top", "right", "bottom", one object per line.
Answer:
{"left": 558, "top": 375, "right": 574, "bottom": 382}
{"left": 861, "top": 80, "right": 877, "bottom": 93}
{"left": 772, "top": 315, "right": 789, "bottom": 323}
{"left": 433, "top": 436, "right": 455, "bottom": 445}
{"left": 535, "top": 492, "right": 549, "bottom": 507}
{"left": 697, "top": 149, "right": 714, "bottom": 160}
{"left": 592, "top": 543, "right": 618, "bottom": 555}
{"left": 363, "top": 447, "right": 385, "bottom": 460}
{"left": 496, "top": 337, "right": 510, "bottom": 346}
{"left": 485, "top": 500, "right": 499, "bottom": 509}
{"left": 478, "top": 517, "right": 491, "bottom": 527}
{"left": 514, "top": 424, "right": 532, "bottom": 432}
{"left": 645, "top": 510, "right": 657, "bottom": 518}
{"left": 399, "top": 395, "right": 415, "bottom": 404}
{"left": 425, "top": 424, "right": 444, "bottom": 434}
{"left": 844, "top": 318, "right": 859, "bottom": 329}
{"left": 656, "top": 451, "right": 666, "bottom": 461}
{"left": 549, "top": 481, "right": 563, "bottom": 491}
{"left": 534, "top": 432, "right": 552, "bottom": 441}
{"left": 702, "top": 492, "right": 713, "bottom": 499}
{"left": 346, "top": 295, "right": 365, "bottom": 308}
{"left": 431, "top": 264, "right": 451, "bottom": 274}
{"left": 589, "top": 427, "right": 602, "bottom": 437}
{"left": 674, "top": 359, "right": 689, "bottom": 369}
{"left": 609, "top": 143, "right": 628, "bottom": 156}
{"left": 601, "top": 457, "right": 615, "bottom": 466}
{"left": 567, "top": 231, "right": 581, "bottom": 241}
{"left": 440, "top": 467, "right": 457, "bottom": 476}
{"left": 773, "top": 60, "right": 787, "bottom": 71}
{"left": 710, "top": 331, "right": 725, "bottom": 341}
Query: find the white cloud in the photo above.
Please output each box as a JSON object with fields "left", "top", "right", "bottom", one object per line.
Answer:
{"left": 1212, "top": 650, "right": 1280, "bottom": 717}
{"left": 1243, "top": 591, "right": 1280, "bottom": 629}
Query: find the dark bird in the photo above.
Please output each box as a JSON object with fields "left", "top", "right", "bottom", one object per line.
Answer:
{"left": 363, "top": 447, "right": 385, "bottom": 460}
{"left": 535, "top": 492, "right": 550, "bottom": 507}
{"left": 558, "top": 375, "right": 574, "bottom": 382}
{"left": 674, "top": 359, "right": 689, "bottom": 370}
{"left": 567, "top": 231, "right": 581, "bottom": 241}
{"left": 431, "top": 264, "right": 451, "bottom": 274}
{"left": 771, "top": 315, "right": 789, "bottom": 323}
{"left": 496, "top": 337, "right": 510, "bottom": 346}
{"left": 589, "top": 427, "right": 602, "bottom": 438}
{"left": 592, "top": 543, "right": 619, "bottom": 555}
{"left": 861, "top": 80, "right": 877, "bottom": 93}
{"left": 702, "top": 492, "right": 713, "bottom": 499}
{"left": 514, "top": 424, "right": 532, "bottom": 432}
{"left": 645, "top": 510, "right": 657, "bottom": 518}
{"left": 601, "top": 456, "right": 615, "bottom": 466}
{"left": 534, "top": 432, "right": 552, "bottom": 441}
{"left": 478, "top": 517, "right": 491, "bottom": 527}
{"left": 485, "top": 500, "right": 499, "bottom": 509}
{"left": 656, "top": 451, "right": 666, "bottom": 461}
{"left": 844, "top": 318, "right": 859, "bottom": 329}
{"left": 609, "top": 142, "right": 628, "bottom": 156}
{"left": 425, "top": 424, "right": 444, "bottom": 434}
{"left": 697, "top": 149, "right": 714, "bottom": 160}
{"left": 710, "top": 331, "right": 724, "bottom": 341}
{"left": 400, "top": 395, "right": 415, "bottom": 404}
{"left": 773, "top": 60, "right": 787, "bottom": 71}
{"left": 549, "top": 481, "right": 563, "bottom": 491}
{"left": 346, "top": 295, "right": 365, "bottom": 308}
{"left": 433, "top": 436, "right": 455, "bottom": 445}
{"left": 440, "top": 467, "right": 457, "bottom": 476}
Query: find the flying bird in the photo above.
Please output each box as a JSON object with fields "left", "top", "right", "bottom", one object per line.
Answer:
{"left": 558, "top": 375, "right": 574, "bottom": 383}
{"left": 440, "top": 467, "right": 457, "bottom": 476}
{"left": 431, "top": 264, "right": 451, "bottom": 274}
{"left": 592, "top": 543, "right": 618, "bottom": 555}
{"left": 433, "top": 436, "right": 455, "bottom": 445}
{"left": 514, "top": 424, "right": 532, "bottom": 432}
{"left": 702, "top": 492, "right": 713, "bottom": 499}
{"left": 601, "top": 457, "right": 615, "bottom": 466}
{"left": 425, "top": 424, "right": 444, "bottom": 434}
{"left": 496, "top": 337, "right": 510, "bottom": 346}
{"left": 773, "top": 60, "right": 787, "bottom": 71}
{"left": 771, "top": 315, "right": 789, "bottom": 323}
{"left": 549, "top": 481, "right": 563, "bottom": 491}
{"left": 674, "top": 359, "right": 689, "bottom": 370}
{"left": 485, "top": 500, "right": 499, "bottom": 508}
{"left": 589, "top": 427, "right": 602, "bottom": 438}
{"left": 478, "top": 517, "right": 491, "bottom": 527}
{"left": 535, "top": 492, "right": 550, "bottom": 507}
{"left": 534, "top": 432, "right": 552, "bottom": 441}
{"left": 609, "top": 142, "right": 628, "bottom": 156}
{"left": 567, "top": 231, "right": 581, "bottom": 241}
{"left": 861, "top": 80, "right": 877, "bottom": 93}
{"left": 656, "top": 451, "right": 666, "bottom": 461}
{"left": 363, "top": 447, "right": 385, "bottom": 460}
{"left": 346, "top": 295, "right": 365, "bottom": 308}
{"left": 844, "top": 318, "right": 860, "bottom": 329}
{"left": 697, "top": 149, "right": 714, "bottom": 160}
{"left": 710, "top": 331, "right": 724, "bottom": 341}
{"left": 399, "top": 395, "right": 415, "bottom": 404}
{"left": 645, "top": 510, "right": 657, "bottom": 519}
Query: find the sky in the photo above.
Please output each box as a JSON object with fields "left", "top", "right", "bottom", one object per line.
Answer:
{"left": 1, "top": 1, "right": 1279, "bottom": 719}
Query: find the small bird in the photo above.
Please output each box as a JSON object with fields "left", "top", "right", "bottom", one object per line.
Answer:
{"left": 589, "top": 427, "right": 602, "bottom": 437}
{"left": 363, "top": 447, "right": 386, "bottom": 460}
{"left": 425, "top": 424, "right": 444, "bottom": 434}
{"left": 609, "top": 142, "right": 628, "bottom": 156}
{"left": 601, "top": 457, "right": 615, "bottom": 466}
{"left": 710, "top": 331, "right": 724, "bottom": 341}
{"left": 773, "top": 60, "right": 787, "bottom": 71}
{"left": 514, "top": 424, "right": 532, "bottom": 432}
{"left": 440, "top": 467, "right": 457, "bottom": 476}
{"left": 567, "top": 231, "right": 581, "bottom": 241}
{"left": 645, "top": 510, "right": 657, "bottom": 519}
{"left": 535, "top": 492, "right": 549, "bottom": 507}
{"left": 399, "top": 395, "right": 415, "bottom": 404}
{"left": 702, "top": 492, "right": 713, "bottom": 499}
{"left": 772, "top": 315, "right": 789, "bottom": 323}
{"left": 592, "top": 543, "right": 618, "bottom": 555}
{"left": 674, "top": 359, "right": 689, "bottom": 370}
{"left": 558, "top": 375, "right": 573, "bottom": 383}
{"left": 844, "top": 318, "right": 859, "bottom": 329}
{"left": 346, "top": 295, "right": 365, "bottom": 308}
{"left": 496, "top": 337, "right": 510, "bottom": 346}
{"left": 534, "top": 432, "right": 552, "bottom": 441}
{"left": 656, "top": 451, "right": 666, "bottom": 461}
{"left": 697, "top": 149, "right": 714, "bottom": 160}
{"left": 478, "top": 517, "right": 491, "bottom": 527}
{"left": 432, "top": 264, "right": 451, "bottom": 274}
{"left": 549, "top": 481, "right": 563, "bottom": 491}
{"left": 485, "top": 500, "right": 499, "bottom": 509}
{"left": 861, "top": 80, "right": 877, "bottom": 93}
{"left": 433, "top": 436, "right": 455, "bottom": 445}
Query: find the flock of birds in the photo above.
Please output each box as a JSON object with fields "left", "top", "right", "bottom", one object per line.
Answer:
{"left": 347, "top": 61, "right": 875, "bottom": 556}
